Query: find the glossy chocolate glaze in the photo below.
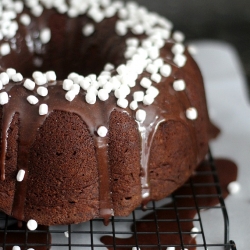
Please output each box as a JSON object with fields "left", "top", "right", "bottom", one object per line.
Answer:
{"left": 0, "top": 6, "right": 211, "bottom": 225}
{"left": 101, "top": 159, "right": 238, "bottom": 249}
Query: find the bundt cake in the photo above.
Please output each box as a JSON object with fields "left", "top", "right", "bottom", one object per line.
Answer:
{"left": 0, "top": 0, "right": 212, "bottom": 227}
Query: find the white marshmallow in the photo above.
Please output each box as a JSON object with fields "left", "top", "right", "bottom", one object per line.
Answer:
{"left": 146, "top": 86, "right": 159, "bottom": 98}
{"left": 151, "top": 73, "right": 162, "bottom": 83}
{"left": 46, "top": 71, "right": 56, "bottom": 81}
{"left": 16, "top": 169, "right": 25, "bottom": 182}
{"left": 172, "top": 31, "right": 185, "bottom": 43}
{"left": 32, "top": 71, "right": 43, "bottom": 79}
{"left": 97, "top": 126, "right": 108, "bottom": 137}
{"left": 12, "top": 246, "right": 21, "bottom": 250}
{"left": 39, "top": 104, "right": 48, "bottom": 115}
{"left": 27, "top": 95, "right": 39, "bottom": 105}
{"left": 0, "top": 72, "right": 9, "bottom": 85}
{"left": 146, "top": 64, "right": 158, "bottom": 74}
{"left": 79, "top": 79, "right": 91, "bottom": 90}
{"left": 140, "top": 77, "right": 152, "bottom": 89}
{"left": 117, "top": 98, "right": 128, "bottom": 108}
{"left": 129, "top": 100, "right": 138, "bottom": 110}
{"left": 173, "top": 54, "right": 187, "bottom": 67}
{"left": 227, "top": 181, "right": 241, "bottom": 194}
{"left": 160, "top": 64, "right": 172, "bottom": 77}
{"left": 85, "top": 92, "right": 96, "bottom": 104}
{"left": 40, "top": 28, "right": 51, "bottom": 44}
{"left": 0, "top": 92, "right": 9, "bottom": 105}
{"left": 37, "top": 86, "right": 48, "bottom": 96}
{"left": 173, "top": 79, "right": 186, "bottom": 91}
{"left": 98, "top": 89, "right": 109, "bottom": 101}
{"left": 191, "top": 227, "right": 199, "bottom": 238}
{"left": 64, "top": 231, "right": 69, "bottom": 238}
{"left": 65, "top": 90, "right": 76, "bottom": 102}
{"left": 23, "top": 79, "right": 35, "bottom": 90}
{"left": 172, "top": 43, "right": 185, "bottom": 54}
{"left": 82, "top": 24, "right": 95, "bottom": 36}
{"left": 63, "top": 79, "right": 74, "bottom": 91}
{"left": 27, "top": 219, "right": 38, "bottom": 231}
{"left": 71, "top": 84, "right": 80, "bottom": 95}
{"left": 12, "top": 73, "right": 23, "bottom": 82}
{"left": 143, "top": 94, "right": 154, "bottom": 105}
{"left": 136, "top": 109, "right": 146, "bottom": 122}
{"left": 20, "top": 14, "right": 31, "bottom": 26}
{"left": 104, "top": 63, "right": 115, "bottom": 71}
{"left": 6, "top": 68, "right": 16, "bottom": 78}
{"left": 0, "top": 43, "right": 11, "bottom": 56}
{"left": 34, "top": 75, "right": 47, "bottom": 85}
{"left": 133, "top": 91, "right": 144, "bottom": 102}
{"left": 186, "top": 107, "right": 198, "bottom": 120}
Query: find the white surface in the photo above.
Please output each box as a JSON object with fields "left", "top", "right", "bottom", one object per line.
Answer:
{"left": 192, "top": 40, "right": 250, "bottom": 249}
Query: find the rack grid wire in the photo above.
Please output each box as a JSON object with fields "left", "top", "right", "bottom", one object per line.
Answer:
{"left": 0, "top": 150, "right": 237, "bottom": 250}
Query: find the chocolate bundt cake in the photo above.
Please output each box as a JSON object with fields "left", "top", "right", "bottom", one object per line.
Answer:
{"left": 0, "top": 0, "right": 212, "bottom": 227}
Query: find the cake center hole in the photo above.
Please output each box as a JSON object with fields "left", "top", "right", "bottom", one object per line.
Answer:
{"left": 1, "top": 14, "right": 125, "bottom": 79}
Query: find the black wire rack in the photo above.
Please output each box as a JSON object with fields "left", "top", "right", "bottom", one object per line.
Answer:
{"left": 0, "top": 150, "right": 237, "bottom": 250}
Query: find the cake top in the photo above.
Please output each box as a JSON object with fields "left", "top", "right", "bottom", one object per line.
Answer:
{"left": 0, "top": 0, "right": 197, "bottom": 122}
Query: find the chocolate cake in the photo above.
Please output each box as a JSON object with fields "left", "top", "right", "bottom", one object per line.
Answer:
{"left": 0, "top": 0, "right": 212, "bottom": 227}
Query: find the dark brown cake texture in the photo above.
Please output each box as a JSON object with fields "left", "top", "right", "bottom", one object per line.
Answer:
{"left": 0, "top": 0, "right": 213, "bottom": 227}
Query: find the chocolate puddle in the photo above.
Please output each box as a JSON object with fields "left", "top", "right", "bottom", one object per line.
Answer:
{"left": 0, "top": 222, "right": 50, "bottom": 250}
{"left": 101, "top": 159, "right": 237, "bottom": 249}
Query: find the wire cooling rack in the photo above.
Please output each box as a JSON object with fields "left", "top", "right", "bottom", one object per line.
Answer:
{"left": 0, "top": 151, "right": 237, "bottom": 250}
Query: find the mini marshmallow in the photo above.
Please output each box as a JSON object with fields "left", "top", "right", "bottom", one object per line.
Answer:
{"left": 0, "top": 72, "right": 9, "bottom": 85}
{"left": 65, "top": 90, "right": 76, "bottom": 102}
{"left": 40, "top": 28, "right": 51, "bottom": 44}
{"left": 32, "top": 71, "right": 43, "bottom": 79}
{"left": 88, "top": 74, "right": 97, "bottom": 81}
{"left": 172, "top": 43, "right": 185, "bottom": 54}
{"left": 151, "top": 73, "right": 162, "bottom": 83}
{"left": 27, "top": 95, "right": 39, "bottom": 105}
{"left": 117, "top": 98, "right": 128, "bottom": 108}
{"left": 37, "top": 86, "right": 48, "bottom": 96}
{"left": 146, "top": 64, "right": 158, "bottom": 74}
{"left": 116, "top": 64, "right": 127, "bottom": 75}
{"left": 126, "top": 38, "right": 139, "bottom": 47}
{"left": 186, "top": 107, "right": 198, "bottom": 120}
{"left": 153, "top": 58, "right": 164, "bottom": 68}
{"left": 34, "top": 75, "right": 47, "bottom": 85}
{"left": 64, "top": 231, "right": 69, "bottom": 238}
{"left": 20, "top": 13, "right": 31, "bottom": 26}
{"left": 46, "top": 71, "right": 56, "bottom": 81}
{"left": 132, "top": 247, "right": 140, "bottom": 250}
{"left": 0, "top": 43, "right": 11, "bottom": 56}
{"left": 173, "top": 54, "right": 187, "bottom": 67}
{"left": 16, "top": 169, "right": 25, "bottom": 182}
{"left": 104, "top": 63, "right": 115, "bottom": 71}
{"left": 12, "top": 246, "right": 21, "bottom": 250}
{"left": 23, "top": 79, "right": 35, "bottom": 90}
{"left": 140, "top": 77, "right": 152, "bottom": 89}
{"left": 0, "top": 81, "right": 3, "bottom": 91}
{"left": 83, "top": 23, "right": 95, "bottom": 36}
{"left": 130, "top": 100, "right": 138, "bottom": 110}
{"left": 85, "top": 92, "right": 97, "bottom": 104}
{"left": 148, "top": 46, "right": 159, "bottom": 60}
{"left": 160, "top": 64, "right": 172, "bottom": 77}
{"left": 87, "top": 85, "right": 98, "bottom": 95}
{"left": 103, "top": 82, "right": 113, "bottom": 93}
{"left": 97, "top": 126, "right": 108, "bottom": 137}
{"left": 173, "top": 79, "right": 186, "bottom": 91}
{"left": 27, "top": 219, "right": 38, "bottom": 231}
{"left": 227, "top": 181, "right": 241, "bottom": 194}
{"left": 39, "top": 104, "right": 48, "bottom": 115}
{"left": 0, "top": 92, "right": 9, "bottom": 105}
{"left": 188, "top": 45, "right": 198, "bottom": 55}
{"left": 6, "top": 68, "right": 16, "bottom": 78}
{"left": 79, "top": 79, "right": 91, "bottom": 90}
{"left": 12, "top": 73, "right": 23, "bottom": 82}
{"left": 132, "top": 24, "right": 144, "bottom": 35}
{"left": 114, "top": 88, "right": 127, "bottom": 99}
{"left": 98, "top": 89, "right": 109, "bottom": 101}
{"left": 191, "top": 227, "right": 199, "bottom": 238}
{"left": 71, "top": 84, "right": 80, "bottom": 95}
{"left": 31, "top": 4, "right": 43, "bottom": 17}
{"left": 63, "top": 79, "right": 74, "bottom": 91}
{"left": 104, "top": 6, "right": 116, "bottom": 18}
{"left": 146, "top": 86, "right": 159, "bottom": 98}
{"left": 133, "top": 91, "right": 144, "bottom": 102}
{"left": 143, "top": 94, "right": 154, "bottom": 105}
{"left": 136, "top": 109, "right": 146, "bottom": 122}
{"left": 166, "top": 247, "right": 175, "bottom": 250}
{"left": 172, "top": 31, "right": 185, "bottom": 43}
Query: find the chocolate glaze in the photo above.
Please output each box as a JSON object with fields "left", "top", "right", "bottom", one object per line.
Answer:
{"left": 0, "top": 5, "right": 212, "bottom": 225}
{"left": 101, "top": 159, "right": 238, "bottom": 249}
